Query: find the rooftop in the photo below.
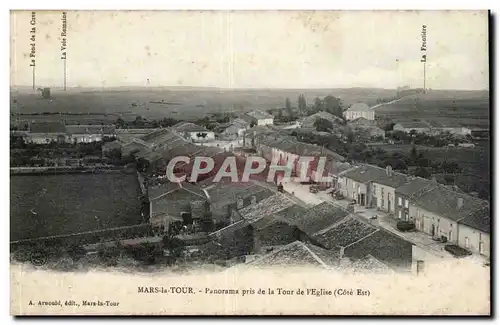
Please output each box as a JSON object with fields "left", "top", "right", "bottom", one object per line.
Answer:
{"left": 289, "top": 202, "right": 349, "bottom": 236}
{"left": 173, "top": 122, "right": 210, "bottom": 133}
{"left": 247, "top": 241, "right": 339, "bottom": 269}
{"left": 239, "top": 193, "right": 296, "bottom": 222}
{"left": 346, "top": 103, "right": 371, "bottom": 112}
{"left": 412, "top": 184, "right": 489, "bottom": 223}
{"left": 459, "top": 205, "right": 490, "bottom": 233}
{"left": 395, "top": 177, "right": 438, "bottom": 197}
{"left": 394, "top": 120, "right": 430, "bottom": 129}
{"left": 312, "top": 216, "right": 378, "bottom": 249}
{"left": 65, "top": 125, "right": 116, "bottom": 135}
{"left": 340, "top": 164, "right": 408, "bottom": 186}
{"left": 245, "top": 110, "right": 274, "bottom": 120}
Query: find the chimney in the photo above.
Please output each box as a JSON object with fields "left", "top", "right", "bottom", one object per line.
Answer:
{"left": 202, "top": 188, "right": 211, "bottom": 203}
{"left": 386, "top": 165, "right": 393, "bottom": 176}
{"left": 457, "top": 197, "right": 464, "bottom": 210}
{"left": 236, "top": 197, "right": 244, "bottom": 209}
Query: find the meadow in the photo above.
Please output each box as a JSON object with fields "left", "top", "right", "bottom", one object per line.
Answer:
{"left": 10, "top": 87, "right": 398, "bottom": 123}
{"left": 10, "top": 172, "right": 143, "bottom": 242}
{"left": 374, "top": 90, "right": 490, "bottom": 129}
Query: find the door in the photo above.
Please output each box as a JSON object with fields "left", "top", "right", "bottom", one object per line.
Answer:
{"left": 479, "top": 242, "right": 484, "bottom": 255}
{"left": 431, "top": 224, "right": 435, "bottom": 236}
{"left": 360, "top": 193, "right": 366, "bottom": 206}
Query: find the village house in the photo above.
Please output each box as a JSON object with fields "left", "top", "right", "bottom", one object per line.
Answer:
{"left": 425, "top": 120, "right": 472, "bottom": 136}
{"left": 337, "top": 164, "right": 398, "bottom": 208}
{"left": 343, "top": 103, "right": 374, "bottom": 121}
{"left": 171, "top": 122, "right": 215, "bottom": 143}
{"left": 394, "top": 177, "right": 438, "bottom": 222}
{"left": 65, "top": 125, "right": 116, "bottom": 143}
{"left": 242, "top": 110, "right": 275, "bottom": 126}
{"left": 370, "top": 166, "right": 409, "bottom": 214}
{"left": 393, "top": 121, "right": 431, "bottom": 134}
{"left": 237, "top": 193, "right": 307, "bottom": 254}
{"left": 25, "top": 121, "right": 68, "bottom": 144}
{"left": 257, "top": 137, "right": 346, "bottom": 185}
{"left": 457, "top": 205, "right": 490, "bottom": 257}
{"left": 220, "top": 118, "right": 250, "bottom": 139}
{"left": 147, "top": 182, "right": 209, "bottom": 234}
{"left": 408, "top": 184, "right": 490, "bottom": 256}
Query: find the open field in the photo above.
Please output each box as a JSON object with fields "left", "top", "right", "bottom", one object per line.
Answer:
{"left": 10, "top": 172, "right": 143, "bottom": 242}
{"left": 374, "top": 90, "right": 490, "bottom": 129}
{"left": 10, "top": 87, "right": 398, "bottom": 123}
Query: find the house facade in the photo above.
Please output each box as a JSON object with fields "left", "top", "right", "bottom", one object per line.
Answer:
{"left": 393, "top": 121, "right": 431, "bottom": 134}
{"left": 343, "top": 103, "right": 374, "bottom": 121}
{"left": 243, "top": 110, "right": 274, "bottom": 126}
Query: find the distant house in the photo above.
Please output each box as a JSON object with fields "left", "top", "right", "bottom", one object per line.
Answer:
{"left": 66, "top": 125, "right": 116, "bottom": 143}
{"left": 172, "top": 122, "right": 215, "bottom": 142}
{"left": 393, "top": 121, "right": 431, "bottom": 134}
{"left": 24, "top": 122, "right": 116, "bottom": 144}
{"left": 425, "top": 120, "right": 472, "bottom": 136}
{"left": 457, "top": 205, "right": 490, "bottom": 257}
{"left": 26, "top": 121, "right": 68, "bottom": 144}
{"left": 220, "top": 118, "right": 250, "bottom": 138}
{"left": 242, "top": 110, "right": 274, "bottom": 126}
{"left": 343, "top": 103, "right": 374, "bottom": 121}
{"left": 299, "top": 111, "right": 343, "bottom": 128}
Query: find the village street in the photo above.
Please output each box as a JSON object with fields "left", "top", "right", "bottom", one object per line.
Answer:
{"left": 280, "top": 180, "right": 454, "bottom": 259}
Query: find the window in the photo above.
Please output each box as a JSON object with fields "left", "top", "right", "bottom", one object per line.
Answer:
{"left": 398, "top": 211, "right": 402, "bottom": 219}
{"left": 465, "top": 237, "right": 470, "bottom": 249}
{"left": 398, "top": 197, "right": 402, "bottom": 206}
{"left": 404, "top": 200, "right": 409, "bottom": 208}
{"left": 479, "top": 242, "right": 484, "bottom": 254}
{"left": 352, "top": 182, "right": 356, "bottom": 189}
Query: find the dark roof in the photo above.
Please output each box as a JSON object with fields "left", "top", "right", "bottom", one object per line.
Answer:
{"left": 313, "top": 216, "right": 378, "bottom": 249}
{"left": 140, "top": 128, "right": 172, "bottom": 142}
{"left": 173, "top": 122, "right": 210, "bottom": 133}
{"left": 372, "top": 172, "right": 409, "bottom": 188}
{"left": 259, "top": 138, "right": 345, "bottom": 162}
{"left": 458, "top": 205, "right": 491, "bottom": 233}
{"left": 412, "top": 185, "right": 489, "bottom": 222}
{"left": 65, "top": 125, "right": 116, "bottom": 135}
{"left": 341, "top": 164, "right": 408, "bottom": 187}
{"left": 346, "top": 103, "right": 371, "bottom": 112}
{"left": 395, "top": 177, "right": 438, "bottom": 197}
{"left": 29, "top": 121, "right": 66, "bottom": 133}
{"left": 239, "top": 193, "right": 295, "bottom": 222}
{"left": 289, "top": 202, "right": 349, "bottom": 236}
{"left": 148, "top": 182, "right": 205, "bottom": 201}
{"left": 248, "top": 241, "right": 339, "bottom": 269}
{"left": 343, "top": 228, "right": 414, "bottom": 271}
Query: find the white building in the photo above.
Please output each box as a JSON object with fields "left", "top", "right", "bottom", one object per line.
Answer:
{"left": 243, "top": 110, "right": 274, "bottom": 126}
{"left": 343, "top": 103, "right": 374, "bottom": 121}
{"left": 172, "top": 122, "right": 215, "bottom": 143}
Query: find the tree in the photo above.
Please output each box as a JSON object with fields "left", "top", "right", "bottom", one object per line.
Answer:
{"left": 314, "top": 118, "right": 334, "bottom": 132}
{"left": 298, "top": 94, "right": 307, "bottom": 116}
{"left": 285, "top": 98, "right": 293, "bottom": 117}
{"left": 410, "top": 146, "right": 418, "bottom": 163}
{"left": 415, "top": 167, "right": 431, "bottom": 179}
{"left": 115, "top": 117, "right": 125, "bottom": 128}
{"left": 323, "top": 96, "right": 343, "bottom": 118}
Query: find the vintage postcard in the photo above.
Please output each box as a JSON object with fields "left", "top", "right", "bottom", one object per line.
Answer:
{"left": 9, "top": 10, "right": 490, "bottom": 315}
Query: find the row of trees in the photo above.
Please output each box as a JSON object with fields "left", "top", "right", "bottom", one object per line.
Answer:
{"left": 275, "top": 94, "right": 345, "bottom": 121}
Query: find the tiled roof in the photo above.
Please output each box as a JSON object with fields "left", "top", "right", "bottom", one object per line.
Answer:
{"left": 148, "top": 181, "right": 205, "bottom": 201}
{"left": 259, "top": 138, "right": 345, "bottom": 162}
{"left": 313, "top": 216, "right": 378, "bottom": 249}
{"left": 239, "top": 193, "right": 295, "bottom": 222}
{"left": 248, "top": 241, "right": 339, "bottom": 269}
{"left": 140, "top": 128, "right": 172, "bottom": 142}
{"left": 412, "top": 184, "right": 489, "bottom": 222}
{"left": 65, "top": 125, "right": 116, "bottom": 135}
{"left": 300, "top": 111, "right": 343, "bottom": 127}
{"left": 346, "top": 103, "right": 371, "bottom": 112}
{"left": 343, "top": 228, "right": 414, "bottom": 271}
{"left": 346, "top": 255, "right": 394, "bottom": 274}
{"left": 395, "top": 177, "right": 438, "bottom": 197}
{"left": 246, "top": 110, "right": 274, "bottom": 120}
{"left": 232, "top": 118, "right": 249, "bottom": 128}
{"left": 289, "top": 202, "right": 349, "bottom": 236}
{"left": 29, "top": 121, "right": 66, "bottom": 133}
{"left": 173, "top": 122, "right": 210, "bottom": 133}
{"left": 340, "top": 164, "right": 408, "bottom": 187}
{"left": 458, "top": 205, "right": 490, "bottom": 233}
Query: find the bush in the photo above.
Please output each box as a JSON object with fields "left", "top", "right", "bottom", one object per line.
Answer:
{"left": 396, "top": 221, "right": 416, "bottom": 232}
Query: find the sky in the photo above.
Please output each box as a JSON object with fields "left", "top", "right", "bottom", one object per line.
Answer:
{"left": 10, "top": 10, "right": 489, "bottom": 90}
